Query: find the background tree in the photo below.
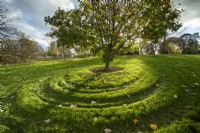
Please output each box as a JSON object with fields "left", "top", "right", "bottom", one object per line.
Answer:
{"left": 0, "top": 3, "right": 19, "bottom": 40}
{"left": 47, "top": 41, "right": 58, "bottom": 59}
{"left": 159, "top": 33, "right": 200, "bottom": 54}
{"left": 1, "top": 2, "right": 18, "bottom": 64}
{"left": 57, "top": 44, "right": 71, "bottom": 60}
{"left": 1, "top": 32, "right": 42, "bottom": 64}
{"left": 180, "top": 33, "right": 199, "bottom": 54}
{"left": 17, "top": 33, "right": 42, "bottom": 62}
{"left": 45, "top": 0, "right": 182, "bottom": 71}
{"left": 140, "top": 1, "right": 182, "bottom": 55}
{"left": 1, "top": 3, "right": 44, "bottom": 64}
{"left": 161, "top": 37, "right": 182, "bottom": 54}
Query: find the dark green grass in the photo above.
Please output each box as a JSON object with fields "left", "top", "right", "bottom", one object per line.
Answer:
{"left": 0, "top": 55, "right": 199, "bottom": 133}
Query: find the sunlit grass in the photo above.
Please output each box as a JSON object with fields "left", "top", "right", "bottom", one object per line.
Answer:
{"left": 0, "top": 55, "right": 199, "bottom": 133}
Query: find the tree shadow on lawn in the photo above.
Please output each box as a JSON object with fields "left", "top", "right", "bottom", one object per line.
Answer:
{"left": 34, "top": 73, "right": 164, "bottom": 108}
{"left": 61, "top": 73, "right": 139, "bottom": 93}
{"left": 131, "top": 55, "right": 200, "bottom": 132}
{"left": 90, "top": 67, "right": 124, "bottom": 73}
{"left": 1, "top": 55, "right": 200, "bottom": 132}
{"left": 1, "top": 57, "right": 101, "bottom": 76}
{"left": 0, "top": 58, "right": 103, "bottom": 89}
{"left": 0, "top": 90, "right": 56, "bottom": 133}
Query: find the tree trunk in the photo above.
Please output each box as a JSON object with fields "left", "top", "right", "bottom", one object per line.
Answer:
{"left": 104, "top": 62, "right": 110, "bottom": 72}
{"left": 63, "top": 52, "right": 67, "bottom": 61}
{"left": 150, "top": 43, "right": 155, "bottom": 55}
{"left": 103, "top": 44, "right": 113, "bottom": 72}
{"left": 63, "top": 46, "right": 67, "bottom": 61}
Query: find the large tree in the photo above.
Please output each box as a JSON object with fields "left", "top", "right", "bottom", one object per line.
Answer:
{"left": 45, "top": 0, "right": 182, "bottom": 71}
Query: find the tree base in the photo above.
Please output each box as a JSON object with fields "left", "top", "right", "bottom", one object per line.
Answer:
{"left": 91, "top": 67, "right": 124, "bottom": 73}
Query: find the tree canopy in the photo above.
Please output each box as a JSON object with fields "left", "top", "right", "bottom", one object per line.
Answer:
{"left": 45, "top": 0, "right": 182, "bottom": 71}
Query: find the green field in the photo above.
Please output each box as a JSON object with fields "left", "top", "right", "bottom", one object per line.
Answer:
{"left": 0, "top": 55, "right": 200, "bottom": 133}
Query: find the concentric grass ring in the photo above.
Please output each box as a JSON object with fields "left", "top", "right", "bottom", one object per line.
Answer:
{"left": 16, "top": 61, "right": 168, "bottom": 112}
{"left": 2, "top": 56, "right": 199, "bottom": 133}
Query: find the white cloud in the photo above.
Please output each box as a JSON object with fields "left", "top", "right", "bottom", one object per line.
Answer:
{"left": 34, "top": 38, "right": 49, "bottom": 47}
{"left": 5, "top": 0, "right": 12, "bottom": 4}
{"left": 173, "top": 0, "right": 200, "bottom": 34}
{"left": 13, "top": 22, "right": 50, "bottom": 47}
{"left": 4, "top": 0, "right": 75, "bottom": 47}
{"left": 8, "top": 10, "right": 22, "bottom": 19}
{"left": 183, "top": 18, "right": 200, "bottom": 30}
{"left": 51, "top": 0, "right": 75, "bottom": 10}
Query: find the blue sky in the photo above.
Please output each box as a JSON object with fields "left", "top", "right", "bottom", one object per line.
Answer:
{"left": 3, "top": 0, "right": 200, "bottom": 47}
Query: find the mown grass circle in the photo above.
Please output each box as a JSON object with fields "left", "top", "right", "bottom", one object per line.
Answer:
{"left": 0, "top": 55, "right": 199, "bottom": 133}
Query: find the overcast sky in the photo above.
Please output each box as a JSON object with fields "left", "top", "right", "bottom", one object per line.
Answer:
{"left": 2, "top": 0, "right": 200, "bottom": 47}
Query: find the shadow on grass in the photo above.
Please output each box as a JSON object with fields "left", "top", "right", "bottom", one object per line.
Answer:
{"left": 34, "top": 72, "right": 163, "bottom": 108}
{"left": 1, "top": 55, "right": 200, "bottom": 132}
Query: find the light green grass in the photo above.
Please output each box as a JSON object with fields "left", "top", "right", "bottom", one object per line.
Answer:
{"left": 0, "top": 55, "right": 199, "bottom": 133}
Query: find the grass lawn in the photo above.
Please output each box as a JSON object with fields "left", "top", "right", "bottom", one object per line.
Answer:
{"left": 0, "top": 55, "right": 200, "bottom": 133}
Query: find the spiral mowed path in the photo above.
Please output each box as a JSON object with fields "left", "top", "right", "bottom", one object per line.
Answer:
{"left": 0, "top": 55, "right": 199, "bottom": 133}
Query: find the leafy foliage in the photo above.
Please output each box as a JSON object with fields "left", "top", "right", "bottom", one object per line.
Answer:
{"left": 1, "top": 32, "right": 43, "bottom": 64}
{"left": 160, "top": 33, "right": 200, "bottom": 54}
{"left": 180, "top": 33, "right": 199, "bottom": 54}
{"left": 47, "top": 41, "right": 58, "bottom": 58}
{"left": 45, "top": 1, "right": 182, "bottom": 70}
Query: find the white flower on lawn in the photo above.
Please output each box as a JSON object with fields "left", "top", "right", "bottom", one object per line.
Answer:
{"left": 93, "top": 117, "right": 98, "bottom": 121}
{"left": 182, "top": 85, "right": 187, "bottom": 88}
{"left": 123, "top": 104, "right": 127, "bottom": 106}
{"left": 192, "top": 93, "right": 197, "bottom": 96}
{"left": 185, "top": 90, "right": 190, "bottom": 92}
{"left": 91, "top": 101, "right": 97, "bottom": 104}
{"left": 63, "top": 89, "right": 69, "bottom": 93}
{"left": 70, "top": 104, "right": 77, "bottom": 108}
{"left": 173, "top": 95, "right": 178, "bottom": 98}
{"left": 44, "top": 119, "right": 50, "bottom": 124}
{"left": 10, "top": 96, "right": 15, "bottom": 99}
{"left": 58, "top": 104, "right": 62, "bottom": 107}
{"left": 194, "top": 83, "right": 199, "bottom": 86}
{"left": 0, "top": 109, "right": 4, "bottom": 113}
{"left": 104, "top": 128, "right": 112, "bottom": 133}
